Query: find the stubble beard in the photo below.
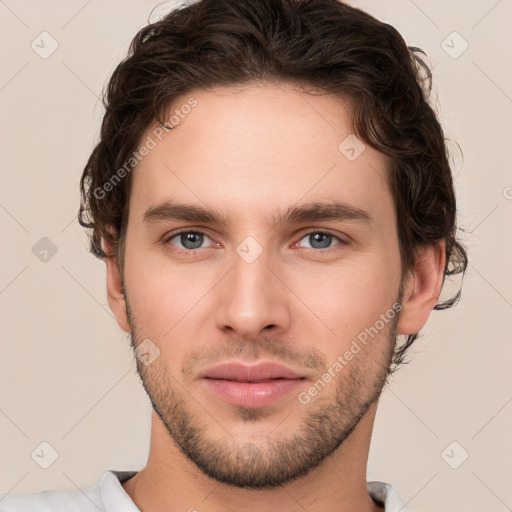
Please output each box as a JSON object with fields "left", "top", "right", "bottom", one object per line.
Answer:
{"left": 125, "top": 295, "right": 400, "bottom": 489}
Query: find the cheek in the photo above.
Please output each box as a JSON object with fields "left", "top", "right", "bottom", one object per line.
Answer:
{"left": 290, "top": 255, "right": 400, "bottom": 344}
{"left": 123, "top": 250, "right": 200, "bottom": 338}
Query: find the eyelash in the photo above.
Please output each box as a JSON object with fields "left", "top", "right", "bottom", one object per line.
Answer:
{"left": 164, "top": 229, "right": 347, "bottom": 254}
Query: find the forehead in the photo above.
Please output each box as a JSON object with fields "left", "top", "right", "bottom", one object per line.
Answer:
{"left": 129, "top": 84, "right": 394, "bottom": 228}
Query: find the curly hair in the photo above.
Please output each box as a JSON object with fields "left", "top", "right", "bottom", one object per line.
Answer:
{"left": 78, "top": 0, "right": 468, "bottom": 368}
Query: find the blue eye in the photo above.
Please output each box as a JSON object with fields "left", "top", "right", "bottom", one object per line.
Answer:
{"left": 164, "top": 230, "right": 346, "bottom": 254}
{"left": 297, "top": 231, "right": 344, "bottom": 250}
{"left": 166, "top": 231, "right": 213, "bottom": 250}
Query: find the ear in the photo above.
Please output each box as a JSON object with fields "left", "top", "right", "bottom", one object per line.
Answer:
{"left": 103, "top": 231, "right": 131, "bottom": 333}
{"left": 397, "top": 240, "right": 446, "bottom": 335}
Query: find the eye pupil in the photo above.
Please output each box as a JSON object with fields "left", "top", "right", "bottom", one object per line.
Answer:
{"left": 309, "top": 233, "right": 332, "bottom": 249}
{"left": 181, "top": 232, "right": 203, "bottom": 249}
{"left": 170, "top": 231, "right": 339, "bottom": 252}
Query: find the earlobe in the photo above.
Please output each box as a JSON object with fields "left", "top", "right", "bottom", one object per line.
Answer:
{"left": 397, "top": 240, "right": 446, "bottom": 335}
{"left": 103, "top": 234, "right": 131, "bottom": 333}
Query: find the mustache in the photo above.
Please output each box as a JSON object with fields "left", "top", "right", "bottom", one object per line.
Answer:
{"left": 180, "top": 336, "right": 328, "bottom": 377}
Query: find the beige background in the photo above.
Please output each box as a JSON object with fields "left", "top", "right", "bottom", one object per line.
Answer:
{"left": 0, "top": 1, "right": 511, "bottom": 511}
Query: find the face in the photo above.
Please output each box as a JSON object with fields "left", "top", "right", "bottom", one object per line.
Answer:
{"left": 117, "top": 83, "right": 405, "bottom": 488}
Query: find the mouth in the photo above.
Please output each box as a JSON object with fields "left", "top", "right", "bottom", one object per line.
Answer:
{"left": 199, "top": 361, "right": 308, "bottom": 408}
{"left": 205, "top": 377, "right": 301, "bottom": 383}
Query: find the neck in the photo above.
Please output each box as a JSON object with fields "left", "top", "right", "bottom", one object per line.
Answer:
{"left": 122, "top": 403, "right": 384, "bottom": 512}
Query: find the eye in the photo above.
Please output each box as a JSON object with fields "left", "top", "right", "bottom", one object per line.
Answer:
{"left": 295, "top": 231, "right": 346, "bottom": 251}
{"left": 165, "top": 230, "right": 214, "bottom": 251}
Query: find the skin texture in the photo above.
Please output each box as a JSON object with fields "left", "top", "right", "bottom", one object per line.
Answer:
{"left": 104, "top": 83, "right": 446, "bottom": 512}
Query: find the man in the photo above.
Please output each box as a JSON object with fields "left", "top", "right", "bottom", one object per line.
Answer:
{"left": 0, "top": 0, "right": 467, "bottom": 510}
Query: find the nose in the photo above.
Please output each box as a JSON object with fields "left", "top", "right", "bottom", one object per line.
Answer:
{"left": 214, "top": 243, "right": 291, "bottom": 338}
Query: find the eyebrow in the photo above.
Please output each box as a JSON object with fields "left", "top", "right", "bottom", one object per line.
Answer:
{"left": 142, "top": 199, "right": 373, "bottom": 227}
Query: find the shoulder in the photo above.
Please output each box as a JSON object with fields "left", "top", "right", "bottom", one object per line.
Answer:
{"left": 367, "top": 480, "right": 412, "bottom": 512}
{"left": 0, "top": 470, "right": 133, "bottom": 512}
{"left": 0, "top": 487, "right": 100, "bottom": 511}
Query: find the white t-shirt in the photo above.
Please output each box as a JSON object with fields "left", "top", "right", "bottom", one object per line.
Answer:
{"left": 0, "top": 470, "right": 411, "bottom": 511}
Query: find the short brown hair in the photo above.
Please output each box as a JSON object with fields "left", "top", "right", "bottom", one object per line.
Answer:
{"left": 78, "top": 0, "right": 468, "bottom": 367}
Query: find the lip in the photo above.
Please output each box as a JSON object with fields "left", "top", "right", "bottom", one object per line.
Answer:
{"left": 199, "top": 361, "right": 305, "bottom": 381}
{"left": 199, "top": 361, "right": 307, "bottom": 408}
